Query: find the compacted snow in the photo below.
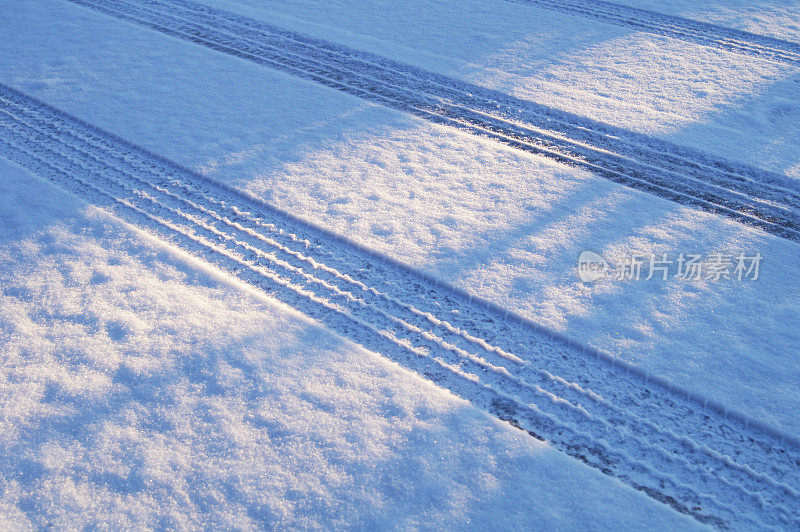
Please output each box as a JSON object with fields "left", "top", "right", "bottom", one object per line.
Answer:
{"left": 1, "top": 0, "right": 799, "bottom": 528}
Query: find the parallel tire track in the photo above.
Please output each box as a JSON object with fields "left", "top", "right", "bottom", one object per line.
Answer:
{"left": 517, "top": 0, "right": 800, "bottom": 66}
{"left": 65, "top": 0, "right": 800, "bottom": 245}
{"left": 2, "top": 85, "right": 799, "bottom": 529}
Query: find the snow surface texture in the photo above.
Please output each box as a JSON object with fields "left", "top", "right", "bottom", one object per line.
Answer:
{"left": 612, "top": 0, "right": 800, "bottom": 42}
{"left": 1, "top": 0, "right": 799, "bottom": 528}
{"left": 205, "top": 0, "right": 800, "bottom": 177}
{"left": 3, "top": 81, "right": 795, "bottom": 526}
{"left": 2, "top": 0, "right": 796, "bottom": 433}
{"left": 0, "top": 159, "right": 702, "bottom": 529}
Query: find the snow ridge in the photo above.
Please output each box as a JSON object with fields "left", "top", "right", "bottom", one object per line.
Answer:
{"left": 515, "top": 0, "right": 800, "bottom": 66}
{"left": 1, "top": 84, "right": 799, "bottom": 529}
{"left": 64, "top": 0, "right": 800, "bottom": 245}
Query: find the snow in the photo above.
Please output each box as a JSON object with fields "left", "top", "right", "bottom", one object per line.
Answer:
{"left": 1, "top": 0, "right": 798, "bottom": 527}
{"left": 611, "top": 0, "right": 800, "bottom": 42}
{"left": 4, "top": 0, "right": 797, "bottom": 432}
{"left": 0, "top": 159, "right": 701, "bottom": 528}
{"left": 204, "top": 0, "right": 800, "bottom": 176}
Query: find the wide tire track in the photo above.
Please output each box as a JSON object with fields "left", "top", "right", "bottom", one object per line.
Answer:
{"left": 517, "top": 0, "right": 800, "bottom": 66}
{"left": 65, "top": 0, "right": 800, "bottom": 245}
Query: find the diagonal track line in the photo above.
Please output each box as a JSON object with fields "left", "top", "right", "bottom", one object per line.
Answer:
{"left": 515, "top": 0, "right": 800, "bottom": 66}
{"left": 64, "top": 0, "right": 800, "bottom": 245}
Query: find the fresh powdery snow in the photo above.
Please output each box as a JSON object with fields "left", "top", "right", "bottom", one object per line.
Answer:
{"left": 0, "top": 159, "right": 701, "bottom": 529}
{"left": 1, "top": 0, "right": 798, "bottom": 529}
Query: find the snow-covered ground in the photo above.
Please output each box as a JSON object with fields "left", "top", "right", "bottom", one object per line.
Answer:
{"left": 0, "top": 158, "right": 702, "bottom": 529}
{"left": 1, "top": 0, "right": 798, "bottom": 528}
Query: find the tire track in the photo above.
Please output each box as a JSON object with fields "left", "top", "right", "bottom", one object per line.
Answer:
{"left": 65, "top": 0, "right": 800, "bottom": 244}
{"left": 517, "top": 0, "right": 800, "bottom": 66}
{"left": 2, "top": 85, "right": 799, "bottom": 529}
